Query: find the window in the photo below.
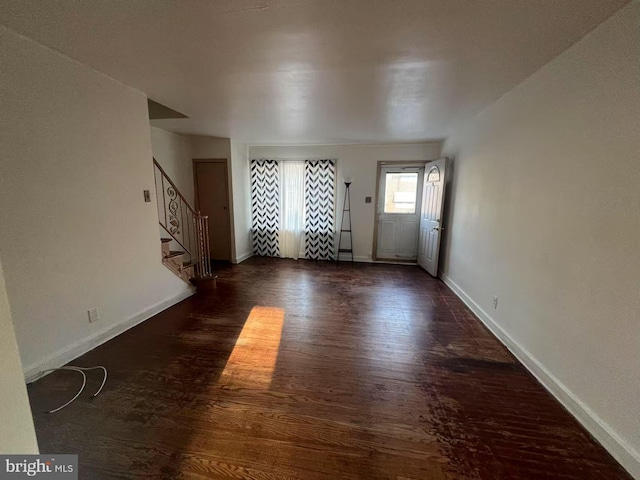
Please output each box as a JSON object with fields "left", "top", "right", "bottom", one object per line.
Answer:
{"left": 279, "top": 161, "right": 305, "bottom": 259}
{"left": 251, "top": 159, "right": 336, "bottom": 260}
{"left": 383, "top": 172, "right": 418, "bottom": 213}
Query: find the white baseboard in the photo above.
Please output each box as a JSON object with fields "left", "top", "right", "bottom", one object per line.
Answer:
{"left": 24, "top": 288, "right": 195, "bottom": 383}
{"left": 337, "top": 255, "right": 418, "bottom": 265}
{"left": 335, "top": 256, "right": 368, "bottom": 263}
{"left": 373, "top": 259, "right": 418, "bottom": 266}
{"left": 234, "top": 251, "right": 253, "bottom": 264}
{"left": 440, "top": 273, "right": 640, "bottom": 480}
{"left": 336, "top": 255, "right": 372, "bottom": 263}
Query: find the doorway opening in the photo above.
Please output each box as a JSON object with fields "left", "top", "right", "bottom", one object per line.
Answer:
{"left": 372, "top": 159, "right": 448, "bottom": 276}
{"left": 193, "top": 159, "right": 234, "bottom": 262}
{"left": 374, "top": 163, "right": 425, "bottom": 262}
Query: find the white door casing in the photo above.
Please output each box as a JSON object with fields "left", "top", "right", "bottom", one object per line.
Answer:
{"left": 417, "top": 158, "right": 447, "bottom": 276}
{"left": 376, "top": 165, "right": 424, "bottom": 261}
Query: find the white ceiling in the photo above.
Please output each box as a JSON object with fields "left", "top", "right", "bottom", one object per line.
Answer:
{"left": 0, "top": 0, "right": 628, "bottom": 144}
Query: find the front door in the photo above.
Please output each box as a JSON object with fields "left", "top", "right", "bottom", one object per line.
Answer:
{"left": 376, "top": 165, "right": 424, "bottom": 261}
{"left": 194, "top": 160, "right": 232, "bottom": 261}
{"left": 417, "top": 158, "right": 447, "bottom": 276}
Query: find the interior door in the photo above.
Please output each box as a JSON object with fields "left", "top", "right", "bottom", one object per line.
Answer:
{"left": 417, "top": 158, "right": 447, "bottom": 276}
{"left": 194, "top": 160, "right": 232, "bottom": 261}
{"left": 376, "top": 166, "right": 424, "bottom": 261}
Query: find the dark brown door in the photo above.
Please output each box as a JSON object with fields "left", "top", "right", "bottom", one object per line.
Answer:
{"left": 194, "top": 160, "right": 232, "bottom": 261}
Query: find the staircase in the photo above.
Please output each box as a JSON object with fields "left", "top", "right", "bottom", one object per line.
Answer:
{"left": 153, "top": 158, "right": 214, "bottom": 286}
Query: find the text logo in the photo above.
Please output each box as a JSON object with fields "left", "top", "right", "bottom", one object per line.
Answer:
{"left": 0, "top": 456, "right": 77, "bottom": 479}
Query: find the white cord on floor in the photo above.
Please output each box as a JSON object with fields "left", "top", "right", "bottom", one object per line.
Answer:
{"left": 38, "top": 366, "right": 108, "bottom": 413}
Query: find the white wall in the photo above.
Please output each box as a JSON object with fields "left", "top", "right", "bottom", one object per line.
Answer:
{"left": 189, "top": 135, "right": 232, "bottom": 160}
{"left": 230, "top": 140, "right": 252, "bottom": 262}
{"left": 150, "top": 126, "right": 195, "bottom": 205}
{"left": 248, "top": 143, "right": 441, "bottom": 261}
{"left": 0, "top": 255, "right": 39, "bottom": 454}
{"left": 440, "top": 3, "right": 640, "bottom": 477}
{"left": 0, "top": 27, "right": 192, "bottom": 380}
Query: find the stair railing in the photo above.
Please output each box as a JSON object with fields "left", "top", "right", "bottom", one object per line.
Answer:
{"left": 153, "top": 158, "right": 212, "bottom": 279}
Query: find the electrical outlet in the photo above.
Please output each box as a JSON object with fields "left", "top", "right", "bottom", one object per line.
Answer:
{"left": 88, "top": 307, "right": 100, "bottom": 323}
{"left": 492, "top": 296, "right": 498, "bottom": 309}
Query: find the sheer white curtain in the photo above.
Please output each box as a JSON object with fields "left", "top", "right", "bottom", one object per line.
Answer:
{"left": 279, "top": 161, "right": 305, "bottom": 259}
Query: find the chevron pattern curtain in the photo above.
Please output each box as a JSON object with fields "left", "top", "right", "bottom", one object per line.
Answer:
{"left": 304, "top": 159, "right": 336, "bottom": 260}
{"left": 251, "top": 159, "right": 280, "bottom": 257}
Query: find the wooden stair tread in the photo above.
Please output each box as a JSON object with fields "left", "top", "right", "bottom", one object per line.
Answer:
{"left": 165, "top": 251, "right": 185, "bottom": 259}
{"left": 161, "top": 238, "right": 172, "bottom": 243}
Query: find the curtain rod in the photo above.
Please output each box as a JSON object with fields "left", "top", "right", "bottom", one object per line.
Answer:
{"left": 251, "top": 158, "right": 337, "bottom": 162}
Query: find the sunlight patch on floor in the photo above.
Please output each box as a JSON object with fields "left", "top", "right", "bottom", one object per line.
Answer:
{"left": 218, "top": 306, "right": 285, "bottom": 389}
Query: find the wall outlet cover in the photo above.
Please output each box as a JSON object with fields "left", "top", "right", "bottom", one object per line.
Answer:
{"left": 88, "top": 307, "right": 100, "bottom": 323}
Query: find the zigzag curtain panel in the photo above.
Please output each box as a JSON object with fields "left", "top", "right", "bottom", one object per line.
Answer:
{"left": 250, "top": 158, "right": 336, "bottom": 260}
{"left": 305, "top": 159, "right": 336, "bottom": 260}
{"left": 250, "top": 159, "right": 280, "bottom": 257}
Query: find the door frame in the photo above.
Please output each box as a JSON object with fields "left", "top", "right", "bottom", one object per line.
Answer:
{"left": 371, "top": 160, "right": 430, "bottom": 263}
{"left": 192, "top": 158, "right": 236, "bottom": 262}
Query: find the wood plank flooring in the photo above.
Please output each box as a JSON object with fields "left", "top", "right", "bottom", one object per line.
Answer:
{"left": 27, "top": 257, "right": 631, "bottom": 479}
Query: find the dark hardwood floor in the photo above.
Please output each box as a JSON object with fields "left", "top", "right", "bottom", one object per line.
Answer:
{"left": 27, "top": 257, "right": 631, "bottom": 479}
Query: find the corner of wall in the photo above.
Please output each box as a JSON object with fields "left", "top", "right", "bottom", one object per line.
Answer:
{"left": 0, "top": 257, "right": 39, "bottom": 454}
{"left": 440, "top": 273, "right": 640, "bottom": 479}
{"left": 1, "top": 28, "right": 197, "bottom": 385}
{"left": 436, "top": 5, "right": 640, "bottom": 477}
{"left": 234, "top": 251, "right": 253, "bottom": 264}
{"left": 230, "top": 140, "right": 252, "bottom": 259}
